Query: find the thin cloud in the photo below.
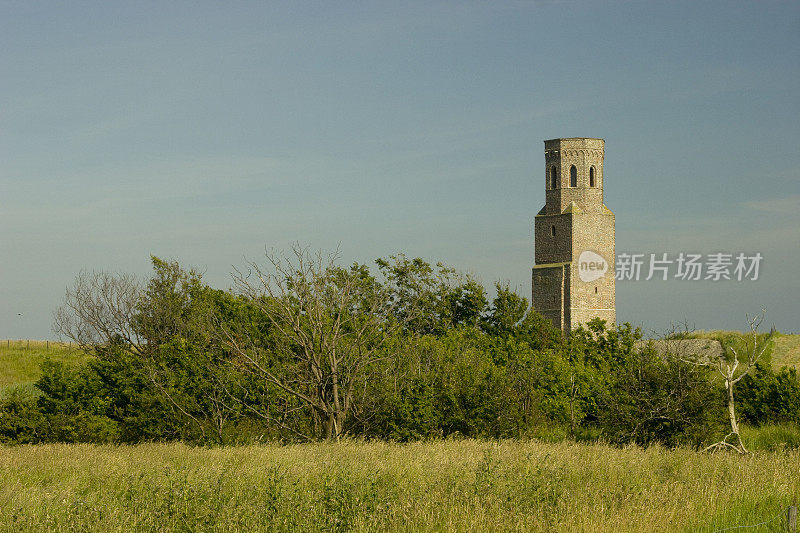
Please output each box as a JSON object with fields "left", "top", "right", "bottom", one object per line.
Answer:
{"left": 744, "top": 194, "right": 800, "bottom": 214}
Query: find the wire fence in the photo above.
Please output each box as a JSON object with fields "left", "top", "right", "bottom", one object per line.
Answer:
{"left": 1, "top": 339, "right": 75, "bottom": 351}
{"left": 711, "top": 506, "right": 796, "bottom": 533}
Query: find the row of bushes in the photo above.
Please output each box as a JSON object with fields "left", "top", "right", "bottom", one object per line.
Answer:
{"left": 0, "top": 325, "right": 726, "bottom": 446}
{"left": 3, "top": 342, "right": 796, "bottom": 447}
{"left": 1, "top": 254, "right": 795, "bottom": 447}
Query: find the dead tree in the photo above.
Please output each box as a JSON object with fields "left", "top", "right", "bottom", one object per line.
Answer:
{"left": 710, "top": 312, "right": 775, "bottom": 453}
{"left": 666, "top": 310, "right": 775, "bottom": 453}
{"left": 53, "top": 270, "right": 144, "bottom": 353}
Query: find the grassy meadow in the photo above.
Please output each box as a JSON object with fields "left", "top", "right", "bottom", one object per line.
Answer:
{"left": 772, "top": 333, "right": 800, "bottom": 371}
{"left": 2, "top": 338, "right": 800, "bottom": 531}
{"left": 684, "top": 330, "right": 799, "bottom": 371}
{"left": 0, "top": 340, "right": 89, "bottom": 398}
{"left": 0, "top": 439, "right": 798, "bottom": 532}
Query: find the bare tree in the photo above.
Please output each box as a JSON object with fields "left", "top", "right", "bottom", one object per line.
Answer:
{"left": 666, "top": 310, "right": 775, "bottom": 453}
{"left": 222, "top": 245, "right": 399, "bottom": 441}
{"left": 53, "top": 270, "right": 145, "bottom": 353}
{"left": 712, "top": 312, "right": 775, "bottom": 453}
{"left": 53, "top": 261, "right": 239, "bottom": 443}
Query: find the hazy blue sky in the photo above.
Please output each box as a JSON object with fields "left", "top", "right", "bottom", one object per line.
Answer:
{"left": 2, "top": 1, "right": 798, "bottom": 339}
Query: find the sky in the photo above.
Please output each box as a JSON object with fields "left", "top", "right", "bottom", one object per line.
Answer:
{"left": 1, "top": 1, "right": 799, "bottom": 339}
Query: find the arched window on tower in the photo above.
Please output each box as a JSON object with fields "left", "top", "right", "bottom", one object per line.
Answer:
{"left": 550, "top": 167, "right": 557, "bottom": 189}
{"left": 570, "top": 165, "right": 577, "bottom": 187}
{"left": 589, "top": 166, "right": 596, "bottom": 187}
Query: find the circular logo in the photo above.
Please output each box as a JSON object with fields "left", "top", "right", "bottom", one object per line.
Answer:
{"left": 578, "top": 250, "right": 608, "bottom": 282}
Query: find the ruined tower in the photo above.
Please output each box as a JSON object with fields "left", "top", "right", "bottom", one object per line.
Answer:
{"left": 532, "top": 138, "right": 615, "bottom": 334}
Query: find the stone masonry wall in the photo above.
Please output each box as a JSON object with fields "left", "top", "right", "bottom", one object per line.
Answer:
{"left": 544, "top": 138, "right": 605, "bottom": 215}
{"left": 569, "top": 210, "right": 616, "bottom": 329}
{"left": 533, "top": 137, "right": 615, "bottom": 335}
{"left": 534, "top": 213, "right": 572, "bottom": 265}
{"left": 531, "top": 264, "right": 566, "bottom": 331}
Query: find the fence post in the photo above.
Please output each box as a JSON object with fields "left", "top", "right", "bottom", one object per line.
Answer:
{"left": 789, "top": 506, "right": 797, "bottom": 532}
{"left": 27, "top": 340, "right": 29, "bottom": 349}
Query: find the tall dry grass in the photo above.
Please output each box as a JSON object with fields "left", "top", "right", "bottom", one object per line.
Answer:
{"left": 0, "top": 439, "right": 797, "bottom": 532}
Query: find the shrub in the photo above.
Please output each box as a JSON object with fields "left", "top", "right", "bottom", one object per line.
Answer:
{"left": 569, "top": 320, "right": 723, "bottom": 447}
{"left": 739, "top": 364, "right": 800, "bottom": 425}
{"left": 597, "top": 346, "right": 723, "bottom": 446}
{"left": 0, "top": 390, "right": 45, "bottom": 444}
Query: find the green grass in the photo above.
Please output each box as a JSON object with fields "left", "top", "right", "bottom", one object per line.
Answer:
{"left": 1, "top": 340, "right": 799, "bottom": 530}
{"left": 771, "top": 333, "right": 800, "bottom": 371}
{"left": 741, "top": 423, "right": 800, "bottom": 452}
{"left": 0, "top": 439, "right": 797, "bottom": 532}
{"left": 682, "top": 330, "right": 800, "bottom": 371}
{"left": 0, "top": 340, "right": 90, "bottom": 398}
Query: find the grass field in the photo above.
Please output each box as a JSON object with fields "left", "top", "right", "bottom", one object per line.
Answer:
{"left": 772, "top": 333, "right": 800, "bottom": 371}
{"left": 679, "top": 331, "right": 800, "bottom": 371}
{"left": 0, "top": 340, "right": 90, "bottom": 398}
{"left": 2, "top": 339, "right": 800, "bottom": 531}
{"left": 0, "top": 439, "right": 797, "bottom": 532}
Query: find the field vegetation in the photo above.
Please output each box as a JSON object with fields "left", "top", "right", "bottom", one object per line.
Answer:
{"left": 1, "top": 439, "right": 798, "bottom": 532}
{"left": 0, "top": 341, "right": 89, "bottom": 398}
{"left": 2, "top": 249, "right": 800, "bottom": 450}
{"left": 2, "top": 249, "right": 800, "bottom": 531}
{"left": 772, "top": 333, "right": 800, "bottom": 370}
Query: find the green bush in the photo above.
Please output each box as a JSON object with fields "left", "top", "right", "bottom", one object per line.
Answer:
{"left": 597, "top": 347, "right": 723, "bottom": 446}
{"left": 34, "top": 356, "right": 181, "bottom": 443}
{"left": 0, "top": 390, "right": 45, "bottom": 444}
{"left": 33, "top": 252, "right": 782, "bottom": 448}
{"left": 739, "top": 364, "right": 800, "bottom": 425}
{"left": 569, "top": 320, "right": 723, "bottom": 447}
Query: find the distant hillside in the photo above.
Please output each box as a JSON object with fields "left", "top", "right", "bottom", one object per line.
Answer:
{"left": 0, "top": 340, "right": 91, "bottom": 398}
{"left": 635, "top": 338, "right": 724, "bottom": 362}
{"left": 772, "top": 333, "right": 800, "bottom": 371}
{"left": 662, "top": 331, "right": 800, "bottom": 371}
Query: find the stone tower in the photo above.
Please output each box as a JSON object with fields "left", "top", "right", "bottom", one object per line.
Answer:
{"left": 532, "top": 137, "right": 615, "bottom": 335}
